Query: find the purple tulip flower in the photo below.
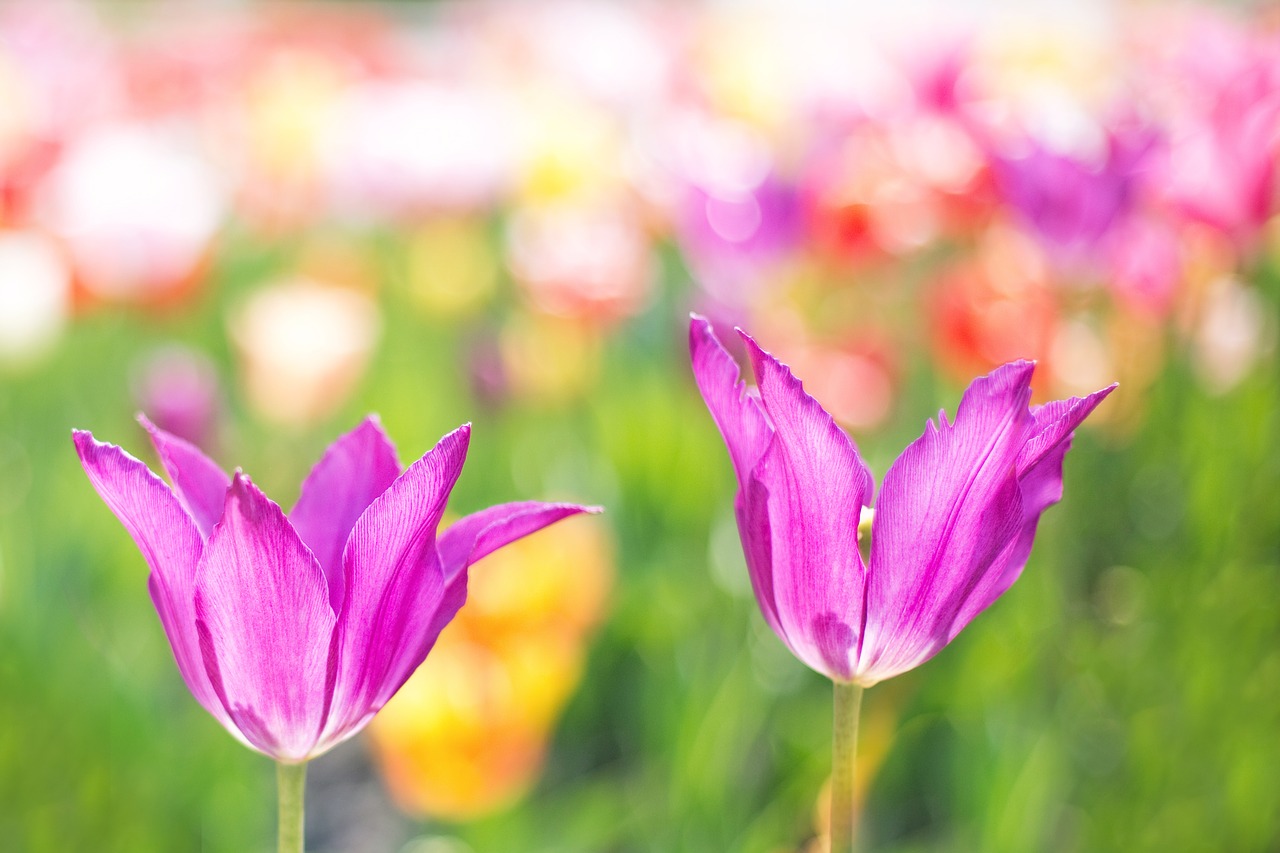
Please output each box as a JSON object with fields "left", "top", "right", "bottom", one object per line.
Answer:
{"left": 74, "top": 416, "right": 597, "bottom": 763}
{"left": 690, "top": 315, "right": 1114, "bottom": 686}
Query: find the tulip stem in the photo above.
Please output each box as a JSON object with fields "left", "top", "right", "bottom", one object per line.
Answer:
{"left": 831, "top": 681, "right": 864, "bottom": 853}
{"left": 277, "top": 761, "right": 307, "bottom": 853}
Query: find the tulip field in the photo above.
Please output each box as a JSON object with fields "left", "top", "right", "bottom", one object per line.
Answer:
{"left": 1, "top": 2, "right": 1278, "bottom": 851}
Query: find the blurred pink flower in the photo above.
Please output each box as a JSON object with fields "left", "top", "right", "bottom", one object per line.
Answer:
{"left": 131, "top": 346, "right": 222, "bottom": 449}
{"left": 1146, "top": 15, "right": 1280, "bottom": 244}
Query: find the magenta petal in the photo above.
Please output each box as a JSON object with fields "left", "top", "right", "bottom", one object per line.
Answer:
{"left": 290, "top": 417, "right": 401, "bottom": 613}
{"left": 438, "top": 501, "right": 602, "bottom": 580}
{"left": 690, "top": 316, "right": 786, "bottom": 640}
{"left": 689, "top": 315, "right": 773, "bottom": 488}
{"left": 691, "top": 318, "right": 808, "bottom": 653}
{"left": 1019, "top": 385, "right": 1117, "bottom": 475}
{"left": 858, "top": 362, "right": 1036, "bottom": 684}
{"left": 735, "top": 480, "right": 783, "bottom": 639}
{"left": 139, "top": 414, "right": 230, "bottom": 540}
{"left": 428, "top": 501, "right": 600, "bottom": 673}
{"left": 741, "top": 331, "right": 875, "bottom": 681}
{"left": 981, "top": 438, "right": 1073, "bottom": 606}
{"left": 319, "top": 424, "right": 470, "bottom": 749}
{"left": 194, "top": 473, "right": 336, "bottom": 762}
{"left": 963, "top": 383, "right": 1116, "bottom": 613}
{"left": 72, "top": 430, "right": 229, "bottom": 725}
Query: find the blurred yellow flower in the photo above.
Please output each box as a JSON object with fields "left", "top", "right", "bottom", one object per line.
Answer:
{"left": 500, "top": 312, "right": 604, "bottom": 404}
{"left": 405, "top": 217, "right": 499, "bottom": 320}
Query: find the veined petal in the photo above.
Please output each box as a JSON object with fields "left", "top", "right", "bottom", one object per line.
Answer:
{"left": 691, "top": 316, "right": 788, "bottom": 655}
{"left": 959, "top": 382, "right": 1115, "bottom": 621}
{"left": 858, "top": 361, "right": 1035, "bottom": 685}
{"left": 427, "top": 501, "right": 601, "bottom": 676}
{"left": 967, "top": 438, "right": 1073, "bottom": 617}
{"left": 290, "top": 416, "right": 402, "bottom": 613}
{"left": 139, "top": 415, "right": 229, "bottom": 540}
{"left": 320, "top": 424, "right": 470, "bottom": 749}
{"left": 735, "top": 481, "right": 783, "bottom": 639}
{"left": 438, "top": 501, "right": 602, "bottom": 581}
{"left": 73, "top": 430, "right": 228, "bottom": 725}
{"left": 1019, "top": 385, "right": 1117, "bottom": 475}
{"left": 194, "top": 473, "right": 335, "bottom": 762}
{"left": 741, "top": 331, "right": 875, "bottom": 681}
{"left": 689, "top": 315, "right": 772, "bottom": 488}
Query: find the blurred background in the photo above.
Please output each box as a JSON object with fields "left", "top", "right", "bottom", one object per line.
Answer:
{"left": 0, "top": 0, "right": 1277, "bottom": 850}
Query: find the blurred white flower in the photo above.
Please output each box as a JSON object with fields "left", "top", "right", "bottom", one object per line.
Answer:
{"left": 230, "top": 278, "right": 381, "bottom": 426}
{"left": 37, "top": 121, "right": 225, "bottom": 301}
{"left": 0, "top": 229, "right": 70, "bottom": 363}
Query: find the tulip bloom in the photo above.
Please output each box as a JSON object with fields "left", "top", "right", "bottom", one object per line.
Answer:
{"left": 72, "top": 416, "right": 596, "bottom": 764}
{"left": 691, "top": 315, "right": 1113, "bottom": 685}
{"left": 690, "top": 315, "right": 1112, "bottom": 850}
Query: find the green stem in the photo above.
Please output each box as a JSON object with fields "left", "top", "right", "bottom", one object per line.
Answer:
{"left": 277, "top": 761, "right": 307, "bottom": 853}
{"left": 831, "top": 681, "right": 864, "bottom": 853}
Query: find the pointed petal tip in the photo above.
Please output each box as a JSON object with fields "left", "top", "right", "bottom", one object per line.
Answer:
{"left": 441, "top": 423, "right": 473, "bottom": 458}
{"left": 1076, "top": 379, "right": 1121, "bottom": 412}
{"left": 348, "top": 413, "right": 396, "bottom": 447}
{"left": 688, "top": 313, "right": 730, "bottom": 364}
{"left": 735, "top": 328, "right": 790, "bottom": 384}
{"left": 71, "top": 428, "right": 100, "bottom": 460}
{"left": 223, "top": 469, "right": 292, "bottom": 527}
{"left": 736, "top": 329, "right": 773, "bottom": 379}
{"left": 547, "top": 502, "right": 605, "bottom": 517}
{"left": 354, "top": 412, "right": 387, "bottom": 432}
{"left": 688, "top": 313, "right": 715, "bottom": 345}
{"left": 72, "top": 428, "right": 119, "bottom": 460}
{"left": 1080, "top": 381, "right": 1118, "bottom": 407}
{"left": 989, "top": 358, "right": 1037, "bottom": 381}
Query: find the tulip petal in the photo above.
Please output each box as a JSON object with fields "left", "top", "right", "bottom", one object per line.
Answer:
{"left": 689, "top": 315, "right": 772, "bottom": 488}
{"left": 139, "top": 415, "right": 230, "bottom": 540}
{"left": 741, "top": 331, "right": 875, "bottom": 681}
{"left": 320, "top": 425, "right": 470, "bottom": 749}
{"left": 1019, "top": 385, "right": 1117, "bottom": 475}
{"left": 73, "top": 430, "right": 229, "bottom": 725}
{"left": 427, "top": 501, "right": 601, "bottom": 678}
{"left": 690, "top": 318, "right": 790, "bottom": 653}
{"left": 290, "top": 417, "right": 402, "bottom": 612}
{"left": 736, "top": 478, "right": 784, "bottom": 639}
{"left": 961, "top": 382, "right": 1116, "bottom": 616}
{"left": 439, "top": 501, "right": 602, "bottom": 581}
{"left": 980, "top": 438, "right": 1073, "bottom": 608}
{"left": 858, "top": 361, "right": 1035, "bottom": 684}
{"left": 194, "top": 473, "right": 336, "bottom": 762}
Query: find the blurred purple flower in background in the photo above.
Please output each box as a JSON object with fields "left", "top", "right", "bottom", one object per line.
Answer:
{"left": 690, "top": 315, "right": 1113, "bottom": 685}
{"left": 991, "top": 127, "right": 1156, "bottom": 264}
{"left": 131, "top": 345, "right": 222, "bottom": 449}
{"left": 73, "top": 416, "right": 596, "bottom": 762}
